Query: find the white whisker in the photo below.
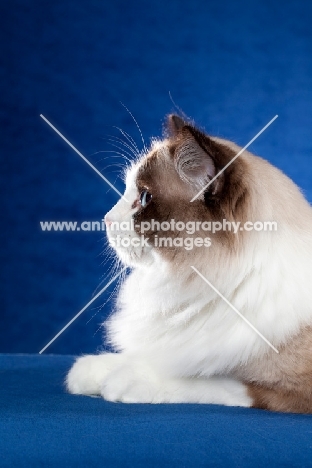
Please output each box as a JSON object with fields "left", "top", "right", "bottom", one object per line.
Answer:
{"left": 92, "top": 150, "right": 133, "bottom": 164}
{"left": 113, "top": 126, "right": 140, "bottom": 154}
{"left": 107, "top": 140, "right": 137, "bottom": 160}
{"left": 107, "top": 135, "right": 139, "bottom": 157}
{"left": 120, "top": 101, "right": 147, "bottom": 153}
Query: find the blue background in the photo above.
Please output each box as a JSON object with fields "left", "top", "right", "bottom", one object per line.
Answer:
{"left": 1, "top": 0, "right": 312, "bottom": 355}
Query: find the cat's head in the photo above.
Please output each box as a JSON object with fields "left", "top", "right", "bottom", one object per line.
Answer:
{"left": 105, "top": 115, "right": 266, "bottom": 269}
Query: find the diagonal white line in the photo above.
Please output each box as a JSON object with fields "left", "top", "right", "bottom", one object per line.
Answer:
{"left": 39, "top": 267, "right": 127, "bottom": 354}
{"left": 40, "top": 114, "right": 128, "bottom": 201}
{"left": 191, "top": 266, "right": 279, "bottom": 354}
{"left": 190, "top": 115, "right": 278, "bottom": 202}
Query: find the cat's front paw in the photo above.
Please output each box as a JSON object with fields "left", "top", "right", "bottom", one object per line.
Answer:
{"left": 66, "top": 353, "right": 123, "bottom": 396}
{"left": 101, "top": 363, "right": 161, "bottom": 403}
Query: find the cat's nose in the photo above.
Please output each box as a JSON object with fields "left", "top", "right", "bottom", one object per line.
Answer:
{"left": 104, "top": 214, "right": 112, "bottom": 226}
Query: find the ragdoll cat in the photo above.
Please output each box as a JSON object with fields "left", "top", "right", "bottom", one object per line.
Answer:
{"left": 66, "top": 114, "right": 312, "bottom": 413}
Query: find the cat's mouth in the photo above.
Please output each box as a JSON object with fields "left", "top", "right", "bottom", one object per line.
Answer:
{"left": 106, "top": 228, "right": 153, "bottom": 267}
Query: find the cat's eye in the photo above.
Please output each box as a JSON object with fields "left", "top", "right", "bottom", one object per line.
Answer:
{"left": 140, "top": 190, "right": 152, "bottom": 208}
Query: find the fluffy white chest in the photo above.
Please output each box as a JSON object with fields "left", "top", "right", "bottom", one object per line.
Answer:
{"left": 106, "top": 265, "right": 268, "bottom": 378}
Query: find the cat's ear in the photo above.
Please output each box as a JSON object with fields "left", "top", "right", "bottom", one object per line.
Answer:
{"left": 167, "top": 114, "right": 188, "bottom": 136}
{"left": 173, "top": 126, "right": 222, "bottom": 195}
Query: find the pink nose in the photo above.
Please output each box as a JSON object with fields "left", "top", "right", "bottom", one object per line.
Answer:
{"left": 104, "top": 214, "right": 112, "bottom": 226}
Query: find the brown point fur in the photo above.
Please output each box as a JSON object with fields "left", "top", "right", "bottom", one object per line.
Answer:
{"left": 133, "top": 127, "right": 253, "bottom": 262}
{"left": 236, "top": 326, "right": 312, "bottom": 413}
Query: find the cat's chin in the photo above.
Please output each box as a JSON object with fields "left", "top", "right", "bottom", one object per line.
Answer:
{"left": 115, "top": 248, "right": 154, "bottom": 268}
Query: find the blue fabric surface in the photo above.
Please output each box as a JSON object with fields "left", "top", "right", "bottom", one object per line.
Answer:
{"left": 1, "top": 354, "right": 312, "bottom": 467}
{"left": 1, "top": 0, "right": 312, "bottom": 355}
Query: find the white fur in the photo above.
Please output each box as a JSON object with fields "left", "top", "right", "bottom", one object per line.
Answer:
{"left": 104, "top": 164, "right": 154, "bottom": 267}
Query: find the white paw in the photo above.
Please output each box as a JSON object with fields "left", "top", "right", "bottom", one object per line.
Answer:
{"left": 101, "top": 363, "right": 161, "bottom": 403}
{"left": 66, "top": 353, "right": 123, "bottom": 396}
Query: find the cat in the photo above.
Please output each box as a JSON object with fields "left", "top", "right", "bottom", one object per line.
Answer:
{"left": 66, "top": 114, "right": 312, "bottom": 413}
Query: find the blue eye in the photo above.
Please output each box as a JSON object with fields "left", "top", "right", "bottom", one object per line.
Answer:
{"left": 140, "top": 190, "right": 152, "bottom": 207}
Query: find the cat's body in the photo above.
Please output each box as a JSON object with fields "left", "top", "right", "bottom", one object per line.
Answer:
{"left": 67, "top": 115, "right": 312, "bottom": 413}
